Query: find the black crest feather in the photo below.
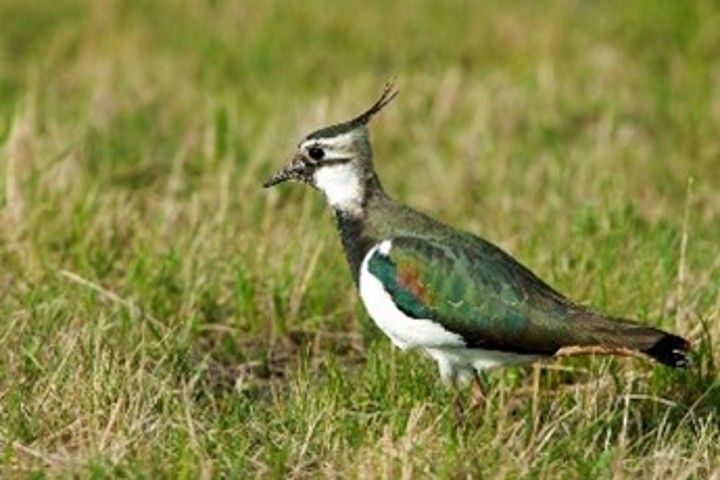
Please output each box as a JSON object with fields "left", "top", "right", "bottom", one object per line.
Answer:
{"left": 348, "top": 80, "right": 399, "bottom": 127}
{"left": 307, "top": 81, "right": 399, "bottom": 140}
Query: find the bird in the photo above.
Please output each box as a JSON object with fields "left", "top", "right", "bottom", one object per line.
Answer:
{"left": 263, "top": 82, "right": 690, "bottom": 392}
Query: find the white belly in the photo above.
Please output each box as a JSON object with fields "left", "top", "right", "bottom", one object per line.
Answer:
{"left": 426, "top": 346, "right": 540, "bottom": 383}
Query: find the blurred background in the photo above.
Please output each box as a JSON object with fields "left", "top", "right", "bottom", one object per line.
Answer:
{"left": 0, "top": 0, "right": 718, "bottom": 476}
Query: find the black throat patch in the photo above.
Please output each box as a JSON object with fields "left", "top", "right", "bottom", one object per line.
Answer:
{"left": 334, "top": 209, "right": 376, "bottom": 284}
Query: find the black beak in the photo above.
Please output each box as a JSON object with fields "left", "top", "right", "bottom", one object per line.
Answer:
{"left": 262, "top": 155, "right": 310, "bottom": 188}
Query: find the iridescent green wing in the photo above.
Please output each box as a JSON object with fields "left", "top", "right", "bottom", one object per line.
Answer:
{"left": 366, "top": 235, "right": 587, "bottom": 354}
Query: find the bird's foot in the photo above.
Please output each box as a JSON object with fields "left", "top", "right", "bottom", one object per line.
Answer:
{"left": 451, "top": 374, "right": 487, "bottom": 427}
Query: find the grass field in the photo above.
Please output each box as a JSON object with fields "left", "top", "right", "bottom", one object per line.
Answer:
{"left": 1, "top": 0, "right": 719, "bottom": 477}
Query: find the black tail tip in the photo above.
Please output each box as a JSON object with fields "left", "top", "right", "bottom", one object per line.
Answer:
{"left": 643, "top": 333, "right": 691, "bottom": 368}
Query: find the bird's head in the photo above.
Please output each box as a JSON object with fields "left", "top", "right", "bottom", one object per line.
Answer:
{"left": 263, "top": 83, "right": 397, "bottom": 214}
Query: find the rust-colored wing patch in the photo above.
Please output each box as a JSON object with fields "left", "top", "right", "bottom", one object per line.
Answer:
{"left": 395, "top": 260, "right": 434, "bottom": 307}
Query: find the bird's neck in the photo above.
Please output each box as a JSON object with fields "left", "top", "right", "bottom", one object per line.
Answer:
{"left": 331, "top": 174, "right": 388, "bottom": 283}
{"left": 333, "top": 210, "right": 372, "bottom": 283}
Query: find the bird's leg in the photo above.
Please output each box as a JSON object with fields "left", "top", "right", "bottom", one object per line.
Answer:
{"left": 471, "top": 370, "right": 487, "bottom": 409}
{"left": 437, "top": 358, "right": 466, "bottom": 425}
{"left": 452, "top": 371, "right": 488, "bottom": 427}
{"left": 452, "top": 384, "right": 465, "bottom": 427}
{"left": 445, "top": 370, "right": 468, "bottom": 427}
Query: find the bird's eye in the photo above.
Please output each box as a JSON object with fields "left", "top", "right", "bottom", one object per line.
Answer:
{"left": 307, "top": 145, "right": 325, "bottom": 160}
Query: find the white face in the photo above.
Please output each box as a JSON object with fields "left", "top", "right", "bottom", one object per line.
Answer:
{"left": 313, "top": 162, "right": 363, "bottom": 213}
{"left": 297, "top": 132, "right": 365, "bottom": 214}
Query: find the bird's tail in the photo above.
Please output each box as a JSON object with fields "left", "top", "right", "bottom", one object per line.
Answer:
{"left": 639, "top": 330, "right": 691, "bottom": 368}
{"left": 558, "top": 312, "right": 691, "bottom": 368}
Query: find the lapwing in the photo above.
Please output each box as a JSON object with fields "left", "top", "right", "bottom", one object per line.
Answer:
{"left": 263, "top": 83, "right": 690, "bottom": 391}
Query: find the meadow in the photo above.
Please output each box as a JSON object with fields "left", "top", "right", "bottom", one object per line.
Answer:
{"left": 0, "top": 0, "right": 719, "bottom": 477}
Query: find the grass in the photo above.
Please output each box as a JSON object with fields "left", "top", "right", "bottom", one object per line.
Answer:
{"left": 1, "top": 0, "right": 719, "bottom": 477}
